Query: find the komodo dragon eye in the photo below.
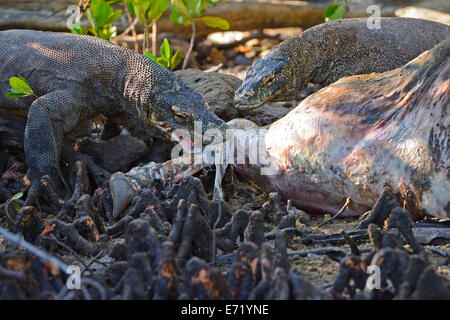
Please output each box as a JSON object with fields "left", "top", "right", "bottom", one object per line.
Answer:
{"left": 172, "top": 106, "right": 190, "bottom": 122}
{"left": 263, "top": 73, "right": 275, "bottom": 86}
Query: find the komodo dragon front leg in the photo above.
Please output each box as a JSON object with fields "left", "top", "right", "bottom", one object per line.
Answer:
{"left": 24, "top": 89, "right": 94, "bottom": 206}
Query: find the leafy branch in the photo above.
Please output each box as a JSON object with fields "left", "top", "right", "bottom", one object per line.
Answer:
{"left": 70, "top": 0, "right": 123, "bottom": 41}
{"left": 324, "top": 0, "right": 350, "bottom": 21}
{"left": 130, "top": 0, "right": 169, "bottom": 54}
{"left": 170, "top": 0, "right": 230, "bottom": 69}
{"left": 144, "top": 38, "right": 183, "bottom": 70}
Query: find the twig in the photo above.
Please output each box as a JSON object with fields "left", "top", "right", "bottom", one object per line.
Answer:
{"left": 116, "top": 17, "right": 139, "bottom": 40}
{"left": 3, "top": 200, "right": 16, "bottom": 225}
{"left": 287, "top": 246, "right": 371, "bottom": 258}
{"left": 287, "top": 247, "right": 348, "bottom": 258}
{"left": 343, "top": 0, "right": 351, "bottom": 17}
{"left": 115, "top": 2, "right": 139, "bottom": 53}
{"left": 127, "top": 13, "right": 139, "bottom": 52}
{"left": 265, "top": 226, "right": 315, "bottom": 240}
{"left": 204, "top": 63, "right": 223, "bottom": 73}
{"left": 183, "top": 21, "right": 196, "bottom": 70}
{"left": 300, "top": 229, "right": 368, "bottom": 245}
{"left": 152, "top": 21, "right": 158, "bottom": 56}
{"left": 82, "top": 250, "right": 106, "bottom": 276}
{"left": 143, "top": 22, "right": 152, "bottom": 52}
{"left": 318, "top": 197, "right": 351, "bottom": 228}
{"left": 0, "top": 226, "right": 107, "bottom": 300}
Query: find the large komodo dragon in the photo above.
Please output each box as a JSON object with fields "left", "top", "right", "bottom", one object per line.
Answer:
{"left": 235, "top": 17, "right": 450, "bottom": 110}
{"left": 0, "top": 29, "right": 228, "bottom": 203}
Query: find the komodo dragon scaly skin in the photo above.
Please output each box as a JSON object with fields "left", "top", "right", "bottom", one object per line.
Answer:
{"left": 235, "top": 18, "right": 450, "bottom": 110}
{"left": 0, "top": 30, "right": 227, "bottom": 197}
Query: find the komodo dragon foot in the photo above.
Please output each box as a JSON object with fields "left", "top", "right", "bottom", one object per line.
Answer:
{"left": 21, "top": 145, "right": 112, "bottom": 215}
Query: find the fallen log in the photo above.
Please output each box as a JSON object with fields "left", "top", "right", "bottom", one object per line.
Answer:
{"left": 395, "top": 6, "right": 450, "bottom": 25}
{"left": 1, "top": 0, "right": 449, "bottom": 35}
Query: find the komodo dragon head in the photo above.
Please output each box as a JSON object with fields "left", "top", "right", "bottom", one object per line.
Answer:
{"left": 234, "top": 57, "right": 297, "bottom": 110}
{"left": 145, "top": 79, "right": 229, "bottom": 151}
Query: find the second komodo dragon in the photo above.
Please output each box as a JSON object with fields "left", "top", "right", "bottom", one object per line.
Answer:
{"left": 0, "top": 30, "right": 228, "bottom": 202}
{"left": 234, "top": 18, "right": 450, "bottom": 110}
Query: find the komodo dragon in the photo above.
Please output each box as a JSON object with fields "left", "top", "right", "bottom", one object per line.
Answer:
{"left": 0, "top": 29, "right": 228, "bottom": 202}
{"left": 234, "top": 17, "right": 450, "bottom": 110}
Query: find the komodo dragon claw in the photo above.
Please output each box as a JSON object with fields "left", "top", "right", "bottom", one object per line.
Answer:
{"left": 24, "top": 180, "right": 41, "bottom": 211}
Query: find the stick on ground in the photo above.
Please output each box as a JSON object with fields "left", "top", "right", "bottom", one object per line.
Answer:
{"left": 318, "top": 198, "right": 351, "bottom": 228}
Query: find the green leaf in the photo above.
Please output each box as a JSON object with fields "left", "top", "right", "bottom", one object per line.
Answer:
{"left": 5, "top": 192, "right": 23, "bottom": 212}
{"left": 5, "top": 92, "right": 28, "bottom": 98}
{"left": 144, "top": 49, "right": 158, "bottom": 61}
{"left": 9, "top": 76, "right": 34, "bottom": 96}
{"left": 324, "top": 1, "right": 337, "bottom": 18}
{"left": 9, "top": 88, "right": 27, "bottom": 95}
{"left": 169, "top": 8, "right": 184, "bottom": 25}
{"left": 128, "top": 1, "right": 136, "bottom": 17}
{"left": 106, "top": 9, "right": 123, "bottom": 25}
{"left": 328, "top": 5, "right": 344, "bottom": 20}
{"left": 186, "top": 0, "right": 203, "bottom": 17}
{"left": 132, "top": 0, "right": 168, "bottom": 23}
{"left": 170, "top": 49, "right": 183, "bottom": 70}
{"left": 92, "top": 0, "right": 113, "bottom": 27}
{"left": 97, "top": 25, "right": 117, "bottom": 40}
{"left": 324, "top": 1, "right": 344, "bottom": 21}
{"left": 10, "top": 192, "right": 23, "bottom": 212}
{"left": 172, "top": 0, "right": 190, "bottom": 16}
{"left": 70, "top": 22, "right": 89, "bottom": 35}
{"left": 135, "top": 11, "right": 146, "bottom": 26}
{"left": 5, "top": 88, "right": 32, "bottom": 98}
{"left": 197, "top": 16, "right": 229, "bottom": 30}
{"left": 17, "top": 75, "right": 31, "bottom": 87}
{"left": 170, "top": 0, "right": 191, "bottom": 25}
{"left": 132, "top": 0, "right": 149, "bottom": 25}
{"left": 157, "top": 56, "right": 169, "bottom": 68}
{"left": 160, "top": 38, "right": 172, "bottom": 58}
{"left": 10, "top": 192, "right": 24, "bottom": 201}
{"left": 17, "top": 76, "right": 34, "bottom": 94}
{"left": 198, "top": 0, "right": 208, "bottom": 15}
{"left": 147, "top": 0, "right": 169, "bottom": 21}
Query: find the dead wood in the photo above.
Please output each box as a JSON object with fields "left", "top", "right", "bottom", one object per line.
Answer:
{"left": 2, "top": 0, "right": 449, "bottom": 35}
